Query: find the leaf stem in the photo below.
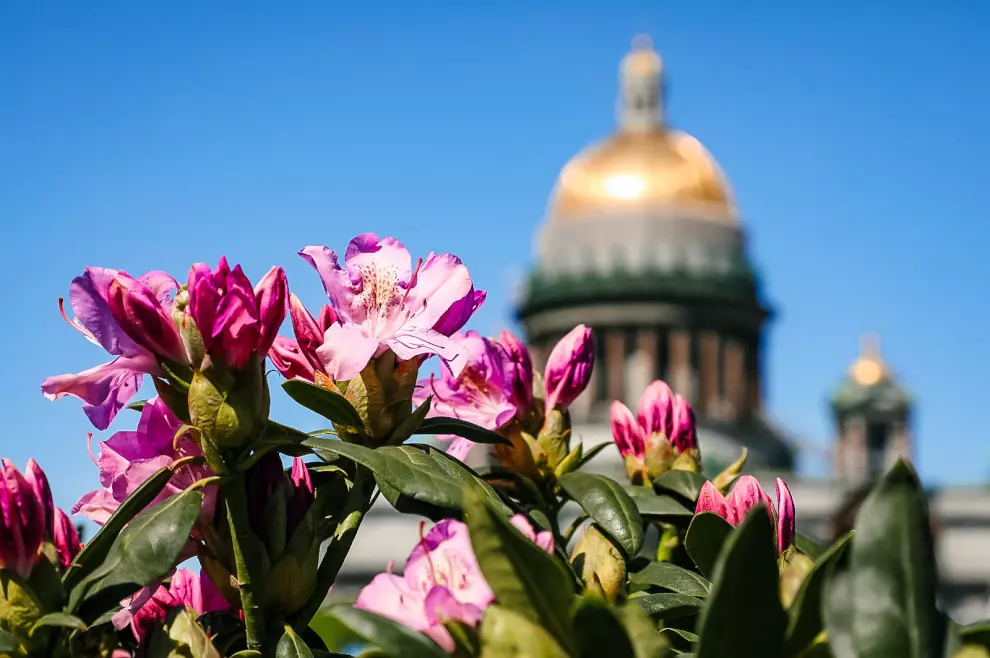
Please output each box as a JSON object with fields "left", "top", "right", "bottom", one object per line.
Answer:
{"left": 223, "top": 473, "right": 267, "bottom": 653}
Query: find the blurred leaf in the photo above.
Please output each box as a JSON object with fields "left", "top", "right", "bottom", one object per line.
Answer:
{"left": 62, "top": 465, "right": 176, "bottom": 590}
{"left": 168, "top": 608, "right": 220, "bottom": 658}
{"left": 660, "top": 628, "right": 699, "bottom": 653}
{"left": 624, "top": 487, "right": 694, "bottom": 522}
{"left": 684, "top": 513, "right": 734, "bottom": 579}
{"left": 653, "top": 470, "right": 709, "bottom": 503}
{"left": 319, "top": 605, "right": 446, "bottom": 658}
{"left": 479, "top": 605, "right": 569, "bottom": 658}
{"left": 415, "top": 417, "right": 512, "bottom": 446}
{"left": 283, "top": 380, "right": 364, "bottom": 429}
{"left": 69, "top": 489, "right": 203, "bottom": 621}
{"left": 0, "top": 628, "right": 17, "bottom": 653}
{"left": 571, "top": 595, "right": 636, "bottom": 658}
{"left": 824, "top": 569, "right": 855, "bottom": 658}
{"left": 464, "top": 489, "right": 574, "bottom": 648}
{"left": 29, "top": 612, "right": 86, "bottom": 634}
{"left": 307, "top": 439, "right": 509, "bottom": 518}
{"left": 560, "top": 472, "right": 644, "bottom": 556}
{"left": 696, "top": 506, "right": 787, "bottom": 658}
{"left": 845, "top": 460, "right": 942, "bottom": 658}
{"left": 614, "top": 603, "right": 672, "bottom": 658}
{"left": 629, "top": 562, "right": 711, "bottom": 597}
{"left": 795, "top": 532, "right": 825, "bottom": 560}
{"left": 633, "top": 593, "right": 704, "bottom": 619}
{"left": 784, "top": 532, "right": 852, "bottom": 656}
{"left": 277, "top": 624, "right": 315, "bottom": 658}
{"left": 443, "top": 619, "right": 480, "bottom": 657}
{"left": 961, "top": 621, "right": 990, "bottom": 648}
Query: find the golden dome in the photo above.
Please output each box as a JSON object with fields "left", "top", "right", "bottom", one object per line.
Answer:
{"left": 850, "top": 333, "right": 887, "bottom": 386}
{"left": 546, "top": 37, "right": 737, "bottom": 224}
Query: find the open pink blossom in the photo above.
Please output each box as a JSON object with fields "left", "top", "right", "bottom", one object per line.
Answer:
{"left": 42, "top": 267, "right": 183, "bottom": 429}
{"left": 413, "top": 332, "right": 517, "bottom": 461}
{"left": 74, "top": 397, "right": 216, "bottom": 527}
{"left": 268, "top": 294, "right": 337, "bottom": 381}
{"left": 356, "top": 515, "right": 551, "bottom": 652}
{"left": 299, "top": 234, "right": 484, "bottom": 382}
{"left": 611, "top": 380, "right": 698, "bottom": 461}
{"left": 114, "top": 568, "right": 229, "bottom": 645}
{"left": 696, "top": 475, "right": 796, "bottom": 555}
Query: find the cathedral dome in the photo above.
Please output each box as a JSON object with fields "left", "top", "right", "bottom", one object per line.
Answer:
{"left": 546, "top": 37, "right": 737, "bottom": 225}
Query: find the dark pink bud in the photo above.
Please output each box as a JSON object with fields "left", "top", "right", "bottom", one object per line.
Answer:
{"left": 107, "top": 274, "right": 186, "bottom": 363}
{"left": 637, "top": 380, "right": 675, "bottom": 438}
{"left": 316, "top": 304, "right": 338, "bottom": 333}
{"left": 24, "top": 458, "right": 54, "bottom": 538}
{"left": 53, "top": 507, "right": 81, "bottom": 570}
{"left": 669, "top": 395, "right": 698, "bottom": 452}
{"left": 498, "top": 330, "right": 533, "bottom": 411}
{"left": 187, "top": 261, "right": 222, "bottom": 352}
{"left": 287, "top": 457, "right": 315, "bottom": 531}
{"left": 288, "top": 294, "right": 327, "bottom": 372}
{"left": 0, "top": 459, "right": 46, "bottom": 578}
{"left": 544, "top": 325, "right": 595, "bottom": 412}
{"left": 434, "top": 288, "right": 486, "bottom": 337}
{"left": 776, "top": 478, "right": 796, "bottom": 555}
{"left": 610, "top": 401, "right": 645, "bottom": 459}
{"left": 269, "top": 336, "right": 317, "bottom": 381}
{"left": 254, "top": 266, "right": 289, "bottom": 357}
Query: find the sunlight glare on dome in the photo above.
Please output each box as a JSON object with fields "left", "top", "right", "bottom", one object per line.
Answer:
{"left": 605, "top": 174, "right": 646, "bottom": 199}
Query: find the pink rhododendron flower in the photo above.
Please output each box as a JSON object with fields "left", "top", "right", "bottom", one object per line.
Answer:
{"left": 268, "top": 294, "right": 337, "bottom": 381}
{"left": 355, "top": 515, "right": 552, "bottom": 652}
{"left": 74, "top": 397, "right": 216, "bottom": 527}
{"left": 498, "top": 330, "right": 534, "bottom": 412}
{"left": 187, "top": 257, "right": 288, "bottom": 370}
{"left": 41, "top": 267, "right": 183, "bottom": 429}
{"left": 0, "top": 459, "right": 47, "bottom": 578}
{"left": 299, "top": 233, "right": 484, "bottom": 382}
{"left": 696, "top": 475, "right": 796, "bottom": 555}
{"left": 114, "top": 568, "right": 229, "bottom": 645}
{"left": 544, "top": 325, "right": 594, "bottom": 412}
{"left": 611, "top": 380, "right": 698, "bottom": 460}
{"left": 52, "top": 508, "right": 81, "bottom": 570}
{"left": 413, "top": 332, "right": 518, "bottom": 461}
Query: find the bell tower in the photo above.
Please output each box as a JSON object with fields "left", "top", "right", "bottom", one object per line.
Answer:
{"left": 830, "top": 334, "right": 913, "bottom": 485}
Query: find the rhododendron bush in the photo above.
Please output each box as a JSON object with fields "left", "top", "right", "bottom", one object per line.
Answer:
{"left": 0, "top": 233, "right": 982, "bottom": 656}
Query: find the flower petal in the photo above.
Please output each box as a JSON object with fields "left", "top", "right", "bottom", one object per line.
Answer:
{"left": 610, "top": 400, "right": 645, "bottom": 459}
{"left": 41, "top": 357, "right": 150, "bottom": 430}
{"left": 316, "top": 322, "right": 379, "bottom": 382}
{"left": 695, "top": 480, "right": 732, "bottom": 522}
{"left": 775, "top": 477, "right": 796, "bottom": 555}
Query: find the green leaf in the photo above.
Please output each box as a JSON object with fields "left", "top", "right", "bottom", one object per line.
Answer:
{"left": 572, "top": 595, "right": 636, "bottom": 658}
{"left": 824, "top": 568, "right": 855, "bottom": 658}
{"left": 624, "top": 487, "right": 694, "bottom": 521}
{"left": 307, "top": 439, "right": 509, "bottom": 518}
{"left": 69, "top": 489, "right": 203, "bottom": 621}
{"left": 282, "top": 379, "right": 364, "bottom": 429}
{"left": 415, "top": 416, "right": 513, "bottom": 446}
{"left": 695, "top": 506, "right": 787, "bottom": 658}
{"left": 683, "top": 512, "right": 734, "bottom": 579}
{"left": 660, "top": 628, "right": 699, "bottom": 653}
{"left": 961, "top": 621, "right": 990, "bottom": 648}
{"left": 464, "top": 488, "right": 575, "bottom": 648}
{"left": 443, "top": 619, "right": 480, "bottom": 657}
{"left": 29, "top": 612, "right": 87, "bottom": 634}
{"left": 847, "top": 460, "right": 942, "bottom": 658}
{"left": 277, "top": 624, "right": 315, "bottom": 658}
{"left": 320, "top": 605, "right": 447, "bottom": 658}
{"left": 62, "top": 464, "right": 177, "bottom": 590}
{"left": 578, "top": 441, "right": 614, "bottom": 468}
{"left": 653, "top": 470, "right": 709, "bottom": 502}
{"left": 258, "top": 421, "right": 314, "bottom": 457}
{"left": 614, "top": 603, "right": 672, "bottom": 658}
{"left": 795, "top": 532, "right": 825, "bottom": 560}
{"left": 629, "top": 561, "right": 711, "bottom": 597}
{"left": 784, "top": 532, "right": 852, "bottom": 656}
{"left": 383, "top": 396, "right": 433, "bottom": 446}
{"left": 0, "top": 627, "right": 18, "bottom": 653}
{"left": 126, "top": 399, "right": 148, "bottom": 412}
{"left": 479, "top": 605, "right": 569, "bottom": 658}
{"left": 559, "top": 472, "right": 644, "bottom": 556}
{"left": 633, "top": 592, "right": 704, "bottom": 618}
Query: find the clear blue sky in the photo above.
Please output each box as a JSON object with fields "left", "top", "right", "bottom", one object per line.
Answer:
{"left": 3, "top": 2, "right": 988, "bottom": 514}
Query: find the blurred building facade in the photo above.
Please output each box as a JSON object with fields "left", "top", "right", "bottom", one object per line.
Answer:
{"left": 343, "top": 37, "right": 990, "bottom": 622}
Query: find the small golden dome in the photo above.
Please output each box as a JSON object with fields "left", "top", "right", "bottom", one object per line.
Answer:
{"left": 547, "top": 129, "right": 737, "bottom": 223}
{"left": 850, "top": 333, "right": 887, "bottom": 386}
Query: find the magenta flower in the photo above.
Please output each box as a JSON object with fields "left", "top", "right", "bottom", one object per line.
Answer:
{"left": 695, "top": 475, "right": 796, "bottom": 555}
{"left": 299, "top": 234, "right": 484, "bottom": 382}
{"left": 268, "top": 294, "right": 338, "bottom": 381}
{"left": 413, "top": 332, "right": 518, "bottom": 461}
{"left": 544, "top": 325, "right": 594, "bottom": 412}
{"left": 42, "top": 267, "right": 183, "bottom": 429}
{"left": 498, "top": 330, "right": 534, "bottom": 411}
{"left": 53, "top": 508, "right": 81, "bottom": 571}
{"left": 74, "top": 397, "right": 216, "bottom": 527}
{"left": 356, "top": 515, "right": 551, "bottom": 652}
{"left": 611, "top": 380, "right": 698, "bottom": 460}
{"left": 114, "top": 568, "right": 229, "bottom": 645}
{"left": 187, "top": 258, "right": 289, "bottom": 370}
{"left": 0, "top": 459, "right": 47, "bottom": 578}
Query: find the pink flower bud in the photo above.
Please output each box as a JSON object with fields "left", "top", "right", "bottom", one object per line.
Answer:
{"left": 53, "top": 508, "right": 81, "bottom": 570}
{"left": 498, "top": 330, "right": 533, "bottom": 411}
{"left": 254, "top": 266, "right": 289, "bottom": 358}
{"left": 287, "top": 294, "right": 327, "bottom": 371}
{"left": 637, "top": 380, "right": 675, "bottom": 437}
{"left": 107, "top": 273, "right": 186, "bottom": 364}
{"left": 776, "top": 478, "right": 795, "bottom": 554}
{"left": 544, "top": 325, "right": 594, "bottom": 412}
{"left": 24, "top": 458, "right": 54, "bottom": 538}
{"left": 287, "top": 457, "right": 315, "bottom": 531}
{"left": 0, "top": 459, "right": 46, "bottom": 578}
{"left": 269, "top": 336, "right": 317, "bottom": 381}
{"left": 669, "top": 396, "right": 698, "bottom": 452}
{"left": 695, "top": 475, "right": 795, "bottom": 555}
{"left": 610, "top": 400, "right": 645, "bottom": 460}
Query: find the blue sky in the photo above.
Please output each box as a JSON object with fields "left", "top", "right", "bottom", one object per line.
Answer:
{"left": 2, "top": 2, "right": 988, "bottom": 514}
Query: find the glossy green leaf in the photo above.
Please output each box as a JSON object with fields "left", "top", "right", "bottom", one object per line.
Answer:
{"left": 560, "top": 472, "right": 644, "bottom": 556}
{"left": 69, "top": 489, "right": 203, "bottom": 621}
{"left": 653, "top": 470, "right": 709, "bottom": 502}
{"left": 633, "top": 592, "right": 704, "bottom": 618}
{"left": 320, "top": 605, "right": 446, "bottom": 658}
{"left": 282, "top": 379, "right": 364, "bottom": 429}
{"left": 624, "top": 486, "right": 694, "bottom": 521}
{"left": 660, "top": 628, "right": 699, "bottom": 653}
{"left": 258, "top": 421, "right": 313, "bottom": 457}
{"left": 795, "top": 532, "right": 825, "bottom": 560}
{"left": 306, "top": 439, "right": 509, "bottom": 517}
{"left": 29, "top": 612, "right": 87, "bottom": 634}
{"left": 696, "top": 506, "right": 787, "bottom": 658}
{"left": 479, "top": 605, "right": 569, "bottom": 658}
{"left": 276, "top": 625, "right": 315, "bottom": 658}
{"left": 784, "top": 532, "right": 852, "bottom": 656}
{"left": 464, "top": 489, "right": 575, "bottom": 648}
{"left": 572, "top": 595, "right": 636, "bottom": 658}
{"left": 415, "top": 416, "right": 513, "bottom": 446}
{"left": 847, "top": 460, "right": 942, "bottom": 658}
{"left": 629, "top": 561, "right": 711, "bottom": 597}
{"left": 579, "top": 441, "right": 614, "bottom": 467}
{"left": 62, "top": 465, "right": 177, "bottom": 590}
{"left": 684, "top": 512, "right": 734, "bottom": 579}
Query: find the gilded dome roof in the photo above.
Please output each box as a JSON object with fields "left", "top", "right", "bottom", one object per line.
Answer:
{"left": 546, "top": 37, "right": 737, "bottom": 225}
